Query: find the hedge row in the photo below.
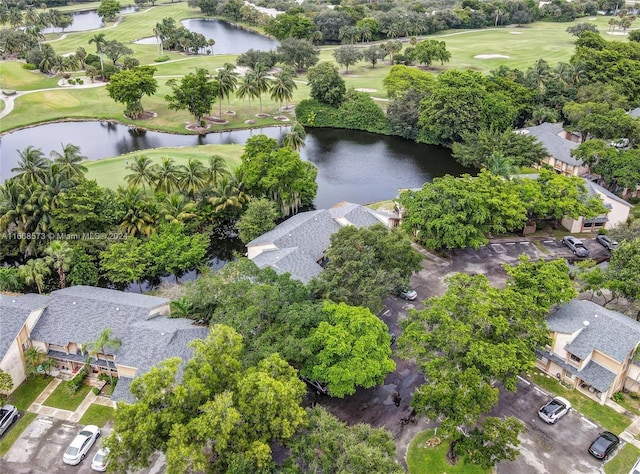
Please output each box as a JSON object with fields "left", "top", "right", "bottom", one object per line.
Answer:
{"left": 296, "top": 90, "right": 391, "bottom": 135}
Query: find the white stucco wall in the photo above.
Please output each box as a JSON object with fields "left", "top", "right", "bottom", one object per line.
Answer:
{"left": 0, "top": 340, "right": 26, "bottom": 395}
{"left": 595, "top": 191, "right": 631, "bottom": 229}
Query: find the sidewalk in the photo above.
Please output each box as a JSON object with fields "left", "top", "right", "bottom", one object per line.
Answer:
{"left": 26, "top": 377, "right": 116, "bottom": 423}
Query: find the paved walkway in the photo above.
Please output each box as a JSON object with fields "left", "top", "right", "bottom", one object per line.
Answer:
{"left": 26, "top": 377, "right": 116, "bottom": 424}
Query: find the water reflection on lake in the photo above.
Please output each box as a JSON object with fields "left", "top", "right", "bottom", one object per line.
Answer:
{"left": 43, "top": 6, "right": 137, "bottom": 33}
{"left": 0, "top": 121, "right": 469, "bottom": 209}
{"left": 136, "top": 19, "right": 280, "bottom": 54}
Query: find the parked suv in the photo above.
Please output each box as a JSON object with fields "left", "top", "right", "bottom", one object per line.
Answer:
{"left": 538, "top": 396, "right": 571, "bottom": 424}
{"left": 596, "top": 234, "right": 619, "bottom": 250}
{"left": 0, "top": 404, "right": 19, "bottom": 437}
{"left": 562, "top": 236, "right": 589, "bottom": 257}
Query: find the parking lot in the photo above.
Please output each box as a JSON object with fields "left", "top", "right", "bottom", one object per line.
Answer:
{"left": 0, "top": 417, "right": 164, "bottom": 474}
{"left": 494, "top": 378, "right": 615, "bottom": 474}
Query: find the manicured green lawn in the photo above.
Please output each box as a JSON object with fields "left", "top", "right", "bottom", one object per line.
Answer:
{"left": 42, "top": 382, "right": 92, "bottom": 411}
{"left": 605, "top": 443, "right": 640, "bottom": 474}
{"left": 2, "top": 11, "right": 629, "bottom": 135}
{"left": 531, "top": 373, "right": 631, "bottom": 435}
{"left": 7, "top": 376, "right": 53, "bottom": 411}
{"left": 78, "top": 404, "right": 115, "bottom": 427}
{"left": 0, "top": 412, "right": 37, "bottom": 457}
{"left": 407, "top": 429, "right": 490, "bottom": 474}
{"left": 85, "top": 143, "right": 245, "bottom": 189}
{"left": 612, "top": 392, "right": 640, "bottom": 417}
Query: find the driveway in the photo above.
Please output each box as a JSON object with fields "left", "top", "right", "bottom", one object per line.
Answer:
{"left": 494, "top": 378, "right": 617, "bottom": 474}
{"left": 0, "top": 417, "right": 165, "bottom": 474}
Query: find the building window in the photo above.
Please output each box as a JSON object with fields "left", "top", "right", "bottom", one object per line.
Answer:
{"left": 570, "top": 353, "right": 581, "bottom": 363}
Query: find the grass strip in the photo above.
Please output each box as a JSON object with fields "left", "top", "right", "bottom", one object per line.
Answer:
{"left": 604, "top": 442, "right": 640, "bottom": 474}
{"left": 0, "top": 412, "right": 37, "bottom": 457}
{"left": 42, "top": 382, "right": 92, "bottom": 412}
{"left": 407, "top": 429, "right": 489, "bottom": 474}
{"left": 78, "top": 404, "right": 115, "bottom": 427}
{"left": 531, "top": 373, "right": 631, "bottom": 435}
{"left": 8, "top": 376, "right": 53, "bottom": 411}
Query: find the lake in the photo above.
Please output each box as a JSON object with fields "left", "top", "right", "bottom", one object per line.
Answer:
{"left": 0, "top": 122, "right": 469, "bottom": 209}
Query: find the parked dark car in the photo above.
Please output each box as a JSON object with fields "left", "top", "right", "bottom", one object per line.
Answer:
{"left": 0, "top": 404, "right": 19, "bottom": 437}
{"left": 596, "top": 234, "right": 619, "bottom": 250}
{"left": 588, "top": 431, "right": 620, "bottom": 460}
{"left": 538, "top": 396, "right": 571, "bottom": 424}
{"left": 562, "top": 236, "right": 589, "bottom": 257}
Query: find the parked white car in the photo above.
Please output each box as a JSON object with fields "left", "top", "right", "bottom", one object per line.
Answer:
{"left": 538, "top": 396, "right": 572, "bottom": 424}
{"left": 91, "top": 446, "right": 110, "bottom": 471}
{"left": 63, "top": 425, "right": 100, "bottom": 465}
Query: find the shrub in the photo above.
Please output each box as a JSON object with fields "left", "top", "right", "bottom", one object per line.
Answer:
{"left": 92, "top": 387, "right": 100, "bottom": 395}
{"left": 2, "top": 89, "right": 17, "bottom": 96}
{"left": 66, "top": 366, "right": 88, "bottom": 394}
{"left": 154, "top": 55, "right": 170, "bottom": 62}
{"left": 67, "top": 78, "right": 76, "bottom": 85}
{"left": 97, "top": 373, "right": 110, "bottom": 382}
{"left": 296, "top": 91, "right": 390, "bottom": 135}
{"left": 22, "top": 63, "right": 37, "bottom": 70}
{"left": 101, "top": 64, "right": 118, "bottom": 81}
{"left": 85, "top": 53, "right": 100, "bottom": 67}
{"left": 612, "top": 392, "right": 625, "bottom": 403}
{"left": 76, "top": 78, "right": 84, "bottom": 85}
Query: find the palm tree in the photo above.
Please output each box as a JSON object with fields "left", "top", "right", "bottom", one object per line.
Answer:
{"left": 282, "top": 122, "right": 307, "bottom": 151}
{"left": 23, "top": 346, "right": 46, "bottom": 378}
{"left": 12, "top": 146, "right": 49, "bottom": 183}
{"left": 487, "top": 152, "right": 516, "bottom": 178}
{"left": 88, "top": 32, "right": 107, "bottom": 76}
{"left": 152, "top": 157, "right": 180, "bottom": 194}
{"left": 125, "top": 155, "right": 155, "bottom": 192}
{"left": 50, "top": 143, "right": 88, "bottom": 179}
{"left": 270, "top": 69, "right": 297, "bottom": 113}
{"left": 86, "top": 328, "right": 121, "bottom": 384}
{"left": 209, "top": 171, "right": 249, "bottom": 214}
{"left": 236, "top": 71, "right": 260, "bottom": 120}
{"left": 38, "top": 44, "right": 58, "bottom": 74}
{"left": 179, "top": 158, "right": 207, "bottom": 197}
{"left": 158, "top": 193, "right": 197, "bottom": 224}
{"left": 75, "top": 47, "right": 87, "bottom": 69}
{"left": 45, "top": 240, "right": 72, "bottom": 288}
{"left": 19, "top": 258, "right": 51, "bottom": 294}
{"left": 8, "top": 8, "right": 23, "bottom": 28}
{"left": 526, "top": 59, "right": 550, "bottom": 93}
{"left": 252, "top": 63, "right": 272, "bottom": 115}
{"left": 206, "top": 155, "right": 230, "bottom": 187}
{"left": 215, "top": 63, "right": 239, "bottom": 116}
{"left": 117, "top": 186, "right": 156, "bottom": 236}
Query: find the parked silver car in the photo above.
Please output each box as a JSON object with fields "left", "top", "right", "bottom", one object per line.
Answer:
{"left": 562, "top": 236, "right": 589, "bottom": 257}
{"left": 595, "top": 234, "right": 619, "bottom": 250}
{"left": 0, "top": 404, "right": 19, "bottom": 437}
{"left": 63, "top": 425, "right": 100, "bottom": 465}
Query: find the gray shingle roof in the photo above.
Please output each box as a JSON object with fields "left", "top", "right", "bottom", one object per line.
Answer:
{"left": 247, "top": 202, "right": 386, "bottom": 283}
{"left": 522, "top": 122, "right": 582, "bottom": 166}
{"left": 629, "top": 107, "right": 640, "bottom": 119}
{"left": 547, "top": 300, "right": 640, "bottom": 363}
{"left": 0, "top": 294, "right": 49, "bottom": 360}
{"left": 538, "top": 349, "right": 615, "bottom": 393}
{"left": 30, "top": 287, "right": 169, "bottom": 351}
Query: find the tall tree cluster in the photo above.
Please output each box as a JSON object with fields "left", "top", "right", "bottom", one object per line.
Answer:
{"left": 399, "top": 256, "right": 576, "bottom": 466}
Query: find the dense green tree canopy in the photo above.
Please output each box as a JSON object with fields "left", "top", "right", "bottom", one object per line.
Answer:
{"left": 106, "top": 66, "right": 158, "bottom": 119}
{"left": 264, "top": 13, "right": 316, "bottom": 40}
{"left": 284, "top": 406, "right": 404, "bottom": 473}
{"left": 382, "top": 64, "right": 435, "bottom": 99}
{"left": 238, "top": 134, "right": 317, "bottom": 216}
{"left": 303, "top": 301, "right": 395, "bottom": 397}
{"left": 105, "top": 325, "right": 307, "bottom": 473}
{"left": 236, "top": 198, "right": 279, "bottom": 243}
{"left": 165, "top": 68, "right": 218, "bottom": 123}
{"left": 306, "top": 62, "right": 346, "bottom": 107}
{"left": 418, "top": 70, "right": 518, "bottom": 144}
{"left": 312, "top": 223, "right": 422, "bottom": 312}
{"left": 332, "top": 45, "right": 363, "bottom": 74}
{"left": 399, "top": 170, "right": 528, "bottom": 250}
{"left": 399, "top": 259, "right": 574, "bottom": 465}
{"left": 451, "top": 128, "right": 548, "bottom": 169}
{"left": 410, "top": 39, "right": 451, "bottom": 67}
{"left": 276, "top": 38, "right": 319, "bottom": 71}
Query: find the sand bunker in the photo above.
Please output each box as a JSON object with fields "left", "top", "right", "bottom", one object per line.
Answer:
{"left": 355, "top": 88, "right": 377, "bottom": 92}
{"left": 510, "top": 31, "right": 523, "bottom": 34}
{"left": 474, "top": 54, "right": 510, "bottom": 59}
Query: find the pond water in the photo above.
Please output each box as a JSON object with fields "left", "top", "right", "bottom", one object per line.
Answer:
{"left": 43, "top": 6, "right": 137, "bottom": 33}
{"left": 135, "top": 19, "right": 280, "bottom": 54}
{"left": 0, "top": 121, "right": 469, "bottom": 209}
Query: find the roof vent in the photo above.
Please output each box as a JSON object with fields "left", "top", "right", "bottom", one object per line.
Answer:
{"left": 161, "top": 332, "right": 165, "bottom": 336}
{"left": 72, "top": 301, "right": 76, "bottom": 305}
{"left": 583, "top": 321, "right": 590, "bottom": 327}
{"left": 116, "top": 307, "right": 120, "bottom": 311}
{"left": 12, "top": 299, "right": 16, "bottom": 303}
{"left": 594, "top": 314, "right": 598, "bottom": 318}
